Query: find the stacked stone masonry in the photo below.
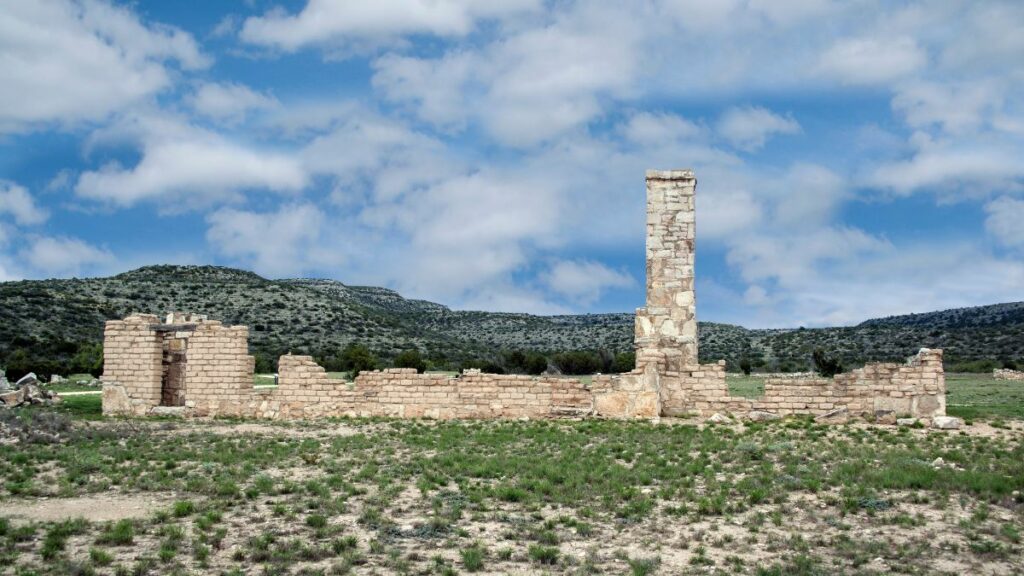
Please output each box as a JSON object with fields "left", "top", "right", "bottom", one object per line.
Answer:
{"left": 102, "top": 169, "right": 946, "bottom": 422}
{"left": 993, "top": 368, "right": 1024, "bottom": 381}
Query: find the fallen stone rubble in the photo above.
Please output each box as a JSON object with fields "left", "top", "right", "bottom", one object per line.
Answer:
{"left": 0, "top": 372, "right": 61, "bottom": 409}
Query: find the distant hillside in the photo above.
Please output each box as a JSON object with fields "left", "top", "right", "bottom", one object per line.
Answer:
{"left": 0, "top": 265, "right": 1021, "bottom": 376}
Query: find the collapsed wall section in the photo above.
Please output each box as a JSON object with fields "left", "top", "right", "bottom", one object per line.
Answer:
{"left": 994, "top": 368, "right": 1024, "bottom": 381}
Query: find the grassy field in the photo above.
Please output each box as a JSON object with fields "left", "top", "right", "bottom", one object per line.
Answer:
{"left": 0, "top": 406, "right": 1021, "bottom": 575}
{"left": 1, "top": 373, "right": 1017, "bottom": 573}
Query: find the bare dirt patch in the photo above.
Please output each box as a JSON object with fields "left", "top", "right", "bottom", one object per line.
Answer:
{"left": 0, "top": 493, "right": 173, "bottom": 524}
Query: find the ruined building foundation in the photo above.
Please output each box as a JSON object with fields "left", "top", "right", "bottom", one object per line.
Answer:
{"left": 103, "top": 170, "right": 946, "bottom": 422}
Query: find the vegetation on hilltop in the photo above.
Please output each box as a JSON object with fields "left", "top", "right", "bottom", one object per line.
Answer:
{"left": 0, "top": 265, "right": 1021, "bottom": 378}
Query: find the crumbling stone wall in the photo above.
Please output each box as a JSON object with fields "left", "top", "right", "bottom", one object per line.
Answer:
{"left": 994, "top": 368, "right": 1024, "bottom": 381}
{"left": 101, "top": 168, "right": 946, "bottom": 423}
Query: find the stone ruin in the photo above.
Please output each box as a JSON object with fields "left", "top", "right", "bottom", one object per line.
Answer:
{"left": 102, "top": 169, "right": 947, "bottom": 422}
{"left": 994, "top": 368, "right": 1024, "bottom": 381}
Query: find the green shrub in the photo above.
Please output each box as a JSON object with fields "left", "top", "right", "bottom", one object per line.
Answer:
{"left": 393, "top": 349, "right": 427, "bottom": 373}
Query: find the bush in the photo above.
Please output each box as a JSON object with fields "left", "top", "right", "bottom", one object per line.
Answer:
{"left": 612, "top": 352, "right": 635, "bottom": 373}
{"left": 551, "top": 351, "right": 600, "bottom": 375}
{"left": 393, "top": 349, "right": 427, "bottom": 373}
{"left": 340, "top": 343, "right": 378, "bottom": 378}
{"left": 739, "top": 358, "right": 752, "bottom": 375}
{"left": 812, "top": 349, "right": 843, "bottom": 377}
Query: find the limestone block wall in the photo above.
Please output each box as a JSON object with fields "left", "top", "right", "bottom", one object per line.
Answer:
{"left": 249, "top": 356, "right": 593, "bottom": 420}
{"left": 101, "top": 314, "right": 163, "bottom": 416}
{"left": 994, "top": 368, "right": 1024, "bottom": 381}
{"left": 182, "top": 322, "right": 255, "bottom": 416}
{"left": 648, "top": 349, "right": 945, "bottom": 419}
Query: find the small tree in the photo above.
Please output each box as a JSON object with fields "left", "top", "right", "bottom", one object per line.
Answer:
{"left": 341, "top": 343, "right": 378, "bottom": 378}
{"left": 812, "top": 349, "right": 843, "bottom": 377}
{"left": 612, "top": 351, "right": 635, "bottom": 373}
{"left": 739, "top": 358, "right": 752, "bottom": 376}
{"left": 394, "top": 349, "right": 427, "bottom": 373}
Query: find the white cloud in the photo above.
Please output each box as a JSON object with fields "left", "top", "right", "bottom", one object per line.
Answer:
{"left": 541, "top": 259, "right": 635, "bottom": 306}
{"left": 20, "top": 236, "right": 114, "bottom": 277}
{"left": 869, "top": 137, "right": 1024, "bottom": 197}
{"left": 620, "top": 111, "right": 703, "bottom": 145}
{"left": 187, "top": 82, "right": 278, "bottom": 123}
{"left": 240, "top": 0, "right": 540, "bottom": 52}
{"left": 985, "top": 196, "right": 1024, "bottom": 249}
{"left": 0, "top": 182, "right": 48, "bottom": 225}
{"left": 716, "top": 106, "right": 800, "bottom": 151}
{"left": 373, "top": 2, "right": 645, "bottom": 147}
{"left": 206, "top": 203, "right": 342, "bottom": 277}
{"left": 75, "top": 115, "right": 308, "bottom": 207}
{"left": 301, "top": 110, "right": 460, "bottom": 202}
{"left": 0, "top": 0, "right": 208, "bottom": 133}
{"left": 817, "top": 36, "right": 926, "bottom": 86}
{"left": 892, "top": 81, "right": 1003, "bottom": 135}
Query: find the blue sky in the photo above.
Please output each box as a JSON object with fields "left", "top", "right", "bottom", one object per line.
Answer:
{"left": 1, "top": 1, "right": 1022, "bottom": 328}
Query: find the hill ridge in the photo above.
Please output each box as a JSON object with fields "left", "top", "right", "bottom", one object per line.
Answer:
{"left": 1, "top": 264, "right": 1021, "bottom": 375}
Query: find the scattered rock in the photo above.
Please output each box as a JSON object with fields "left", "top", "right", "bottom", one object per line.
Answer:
{"left": 0, "top": 370, "right": 9, "bottom": 392}
{"left": 815, "top": 407, "right": 849, "bottom": 423}
{"left": 931, "top": 457, "right": 945, "bottom": 468}
{"left": 15, "top": 373, "right": 38, "bottom": 388}
{"left": 897, "top": 418, "right": 918, "bottom": 426}
{"left": 50, "top": 374, "right": 65, "bottom": 384}
{"left": 932, "top": 416, "right": 963, "bottom": 430}
{"left": 0, "top": 383, "right": 59, "bottom": 409}
{"left": 872, "top": 410, "right": 897, "bottom": 425}
{"left": 707, "top": 412, "right": 730, "bottom": 424}
{"left": 0, "top": 388, "right": 25, "bottom": 407}
{"left": 746, "top": 410, "right": 780, "bottom": 422}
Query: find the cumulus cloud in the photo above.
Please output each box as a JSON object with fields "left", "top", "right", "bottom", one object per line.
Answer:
{"left": 985, "top": 196, "right": 1024, "bottom": 249}
{"left": 0, "top": 182, "right": 48, "bottom": 226}
{"left": 240, "top": 0, "right": 540, "bottom": 52}
{"left": 373, "top": 2, "right": 645, "bottom": 147}
{"left": 541, "top": 260, "right": 635, "bottom": 306}
{"left": 817, "top": 36, "right": 927, "bottom": 86}
{"left": 300, "top": 109, "right": 461, "bottom": 202}
{"left": 19, "top": 236, "right": 114, "bottom": 277}
{"left": 869, "top": 137, "right": 1024, "bottom": 197}
{"left": 187, "top": 82, "right": 278, "bottom": 123}
{"left": 0, "top": 0, "right": 207, "bottom": 133}
{"left": 75, "top": 115, "right": 308, "bottom": 207}
{"left": 206, "top": 203, "right": 343, "bottom": 277}
{"left": 716, "top": 106, "right": 800, "bottom": 151}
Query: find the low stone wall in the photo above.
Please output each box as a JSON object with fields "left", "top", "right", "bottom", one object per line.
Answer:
{"left": 160, "top": 355, "right": 593, "bottom": 420}
{"left": 994, "top": 368, "right": 1024, "bottom": 381}
{"left": 707, "top": 349, "right": 945, "bottom": 419}
{"left": 591, "top": 349, "right": 945, "bottom": 421}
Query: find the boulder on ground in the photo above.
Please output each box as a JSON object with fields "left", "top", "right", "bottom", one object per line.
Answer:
{"left": 0, "top": 387, "right": 26, "bottom": 407}
{"left": 0, "top": 370, "right": 9, "bottom": 392}
{"left": 15, "top": 373, "right": 38, "bottom": 388}
{"left": 50, "top": 374, "right": 65, "bottom": 384}
{"left": 932, "top": 416, "right": 963, "bottom": 430}
{"left": 707, "top": 412, "right": 730, "bottom": 424}
{"left": 897, "top": 418, "right": 918, "bottom": 426}
{"left": 873, "top": 410, "right": 897, "bottom": 425}
{"left": 746, "top": 410, "right": 780, "bottom": 422}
